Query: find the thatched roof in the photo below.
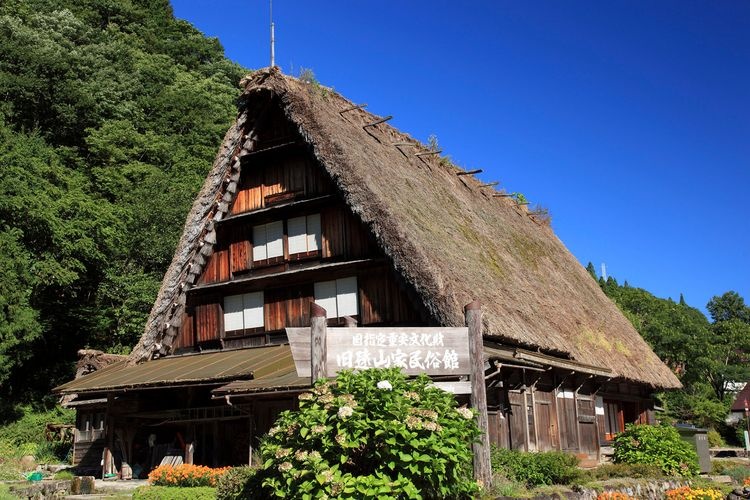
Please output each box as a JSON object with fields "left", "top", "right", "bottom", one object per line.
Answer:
{"left": 129, "top": 68, "right": 680, "bottom": 389}
{"left": 75, "top": 349, "right": 127, "bottom": 379}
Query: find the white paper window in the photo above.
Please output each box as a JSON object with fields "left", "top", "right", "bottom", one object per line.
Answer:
{"left": 336, "top": 276, "right": 358, "bottom": 317}
{"left": 314, "top": 277, "right": 358, "bottom": 318}
{"left": 288, "top": 214, "right": 321, "bottom": 255}
{"left": 314, "top": 280, "right": 338, "bottom": 317}
{"left": 306, "top": 214, "right": 321, "bottom": 251}
{"left": 224, "top": 291, "right": 264, "bottom": 332}
{"left": 252, "top": 221, "right": 284, "bottom": 261}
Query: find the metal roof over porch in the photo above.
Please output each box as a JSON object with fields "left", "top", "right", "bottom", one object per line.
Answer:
{"left": 55, "top": 341, "right": 613, "bottom": 396}
{"left": 53, "top": 344, "right": 294, "bottom": 394}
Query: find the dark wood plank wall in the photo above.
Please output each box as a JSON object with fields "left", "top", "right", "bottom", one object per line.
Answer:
{"left": 199, "top": 206, "right": 374, "bottom": 285}
{"left": 485, "top": 372, "right": 658, "bottom": 459}
{"left": 182, "top": 265, "right": 422, "bottom": 348}
{"left": 534, "top": 389, "right": 557, "bottom": 451}
{"left": 195, "top": 301, "right": 222, "bottom": 344}
{"left": 321, "top": 206, "right": 371, "bottom": 259}
{"left": 358, "top": 271, "right": 421, "bottom": 325}
{"left": 231, "top": 153, "right": 333, "bottom": 215}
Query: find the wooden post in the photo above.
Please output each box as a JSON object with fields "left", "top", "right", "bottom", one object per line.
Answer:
{"left": 310, "top": 303, "right": 327, "bottom": 383}
{"left": 465, "top": 301, "right": 492, "bottom": 489}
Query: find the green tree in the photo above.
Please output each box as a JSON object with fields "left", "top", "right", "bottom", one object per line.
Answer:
{"left": 0, "top": 0, "right": 247, "bottom": 403}
{"left": 586, "top": 262, "right": 597, "bottom": 280}
{"left": 707, "top": 291, "right": 750, "bottom": 324}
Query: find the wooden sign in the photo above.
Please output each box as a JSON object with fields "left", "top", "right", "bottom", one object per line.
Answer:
{"left": 431, "top": 381, "right": 472, "bottom": 395}
{"left": 286, "top": 327, "right": 470, "bottom": 378}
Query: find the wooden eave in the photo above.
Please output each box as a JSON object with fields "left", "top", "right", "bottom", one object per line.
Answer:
{"left": 188, "top": 257, "right": 383, "bottom": 294}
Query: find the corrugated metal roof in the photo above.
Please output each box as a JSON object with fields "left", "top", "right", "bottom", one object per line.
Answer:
{"left": 54, "top": 345, "right": 293, "bottom": 394}
{"left": 213, "top": 367, "right": 309, "bottom": 396}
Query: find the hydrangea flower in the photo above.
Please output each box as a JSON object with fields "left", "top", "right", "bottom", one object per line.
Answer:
{"left": 337, "top": 405, "right": 354, "bottom": 419}
{"left": 456, "top": 407, "right": 473, "bottom": 420}
{"left": 377, "top": 380, "right": 393, "bottom": 390}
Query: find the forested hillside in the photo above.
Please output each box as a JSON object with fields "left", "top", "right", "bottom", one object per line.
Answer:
{"left": 0, "top": 0, "right": 247, "bottom": 405}
{"left": 586, "top": 263, "right": 750, "bottom": 438}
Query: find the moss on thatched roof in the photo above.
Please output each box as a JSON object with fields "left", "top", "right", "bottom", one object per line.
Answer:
{"left": 129, "top": 68, "right": 680, "bottom": 389}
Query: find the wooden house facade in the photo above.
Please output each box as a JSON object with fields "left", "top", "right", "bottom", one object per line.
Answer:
{"left": 55, "top": 68, "right": 680, "bottom": 476}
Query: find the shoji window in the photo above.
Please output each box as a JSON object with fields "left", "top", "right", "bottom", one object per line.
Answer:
{"left": 252, "top": 221, "right": 284, "bottom": 261}
{"left": 314, "top": 276, "right": 358, "bottom": 318}
{"left": 224, "top": 291, "right": 264, "bottom": 333}
{"left": 287, "top": 213, "right": 321, "bottom": 255}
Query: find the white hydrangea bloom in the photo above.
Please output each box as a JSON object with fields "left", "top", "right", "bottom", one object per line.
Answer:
{"left": 377, "top": 380, "right": 393, "bottom": 391}
{"left": 457, "top": 407, "right": 473, "bottom": 420}
{"left": 337, "top": 405, "right": 354, "bottom": 419}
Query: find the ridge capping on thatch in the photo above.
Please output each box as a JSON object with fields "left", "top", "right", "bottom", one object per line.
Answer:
{"left": 128, "top": 67, "right": 681, "bottom": 390}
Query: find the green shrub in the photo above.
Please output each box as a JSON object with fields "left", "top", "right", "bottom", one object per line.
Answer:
{"left": 0, "top": 406, "right": 74, "bottom": 446}
{"left": 53, "top": 469, "right": 74, "bottom": 480}
{"left": 612, "top": 424, "right": 699, "bottom": 477}
{"left": 243, "top": 368, "right": 480, "bottom": 499}
{"left": 735, "top": 418, "right": 749, "bottom": 446}
{"left": 0, "top": 406, "right": 73, "bottom": 464}
{"left": 712, "top": 459, "right": 747, "bottom": 474}
{"left": 215, "top": 466, "right": 256, "bottom": 500}
{"left": 490, "top": 446, "right": 581, "bottom": 487}
{"left": 588, "top": 462, "right": 665, "bottom": 480}
{"left": 707, "top": 429, "right": 725, "bottom": 448}
{"left": 132, "top": 486, "right": 216, "bottom": 499}
{"left": 722, "top": 465, "right": 750, "bottom": 484}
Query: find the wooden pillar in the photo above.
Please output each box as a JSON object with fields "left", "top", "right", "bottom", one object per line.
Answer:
{"left": 185, "top": 442, "right": 195, "bottom": 465}
{"left": 102, "top": 394, "right": 114, "bottom": 478}
{"left": 522, "top": 370, "right": 531, "bottom": 452}
{"left": 310, "top": 303, "right": 327, "bottom": 383}
{"left": 465, "top": 301, "right": 492, "bottom": 489}
{"left": 248, "top": 400, "right": 255, "bottom": 466}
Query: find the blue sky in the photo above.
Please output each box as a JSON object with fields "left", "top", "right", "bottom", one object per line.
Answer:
{"left": 172, "top": 1, "right": 749, "bottom": 315}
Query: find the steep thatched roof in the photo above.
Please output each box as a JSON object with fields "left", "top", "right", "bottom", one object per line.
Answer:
{"left": 129, "top": 68, "right": 680, "bottom": 389}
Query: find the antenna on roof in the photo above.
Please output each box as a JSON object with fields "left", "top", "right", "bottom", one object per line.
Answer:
{"left": 270, "top": 0, "right": 275, "bottom": 68}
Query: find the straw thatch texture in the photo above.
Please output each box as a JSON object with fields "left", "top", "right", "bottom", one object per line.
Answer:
{"left": 130, "top": 68, "right": 680, "bottom": 389}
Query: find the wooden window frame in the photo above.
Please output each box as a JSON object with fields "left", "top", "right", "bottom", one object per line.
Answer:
{"left": 603, "top": 399, "right": 625, "bottom": 442}
{"left": 223, "top": 292, "right": 265, "bottom": 337}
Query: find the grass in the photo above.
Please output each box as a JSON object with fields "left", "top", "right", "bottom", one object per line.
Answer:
{"left": 53, "top": 469, "right": 74, "bottom": 480}
{"left": 0, "top": 483, "right": 16, "bottom": 500}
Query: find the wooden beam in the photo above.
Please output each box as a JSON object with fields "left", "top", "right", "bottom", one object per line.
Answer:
{"left": 239, "top": 140, "right": 299, "bottom": 158}
{"left": 465, "top": 301, "right": 492, "bottom": 489}
{"left": 339, "top": 103, "right": 367, "bottom": 115}
{"left": 391, "top": 142, "right": 416, "bottom": 147}
{"left": 479, "top": 182, "right": 499, "bottom": 188}
{"left": 310, "top": 303, "right": 327, "bottom": 383}
{"left": 414, "top": 150, "right": 443, "bottom": 157}
{"left": 456, "top": 169, "right": 483, "bottom": 176}
{"left": 363, "top": 116, "right": 392, "bottom": 128}
{"left": 493, "top": 193, "right": 514, "bottom": 198}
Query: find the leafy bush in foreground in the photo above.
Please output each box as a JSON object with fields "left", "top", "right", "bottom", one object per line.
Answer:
{"left": 241, "top": 368, "right": 480, "bottom": 499}
{"left": 215, "top": 466, "right": 256, "bottom": 500}
{"left": 490, "top": 446, "right": 581, "bottom": 487}
{"left": 612, "top": 424, "right": 699, "bottom": 477}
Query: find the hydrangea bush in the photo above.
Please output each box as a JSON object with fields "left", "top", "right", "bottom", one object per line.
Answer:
{"left": 245, "top": 368, "right": 480, "bottom": 499}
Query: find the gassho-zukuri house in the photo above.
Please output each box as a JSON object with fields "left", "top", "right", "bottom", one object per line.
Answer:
{"left": 54, "top": 68, "right": 681, "bottom": 475}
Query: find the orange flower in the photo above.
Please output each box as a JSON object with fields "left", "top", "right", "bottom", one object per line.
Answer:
{"left": 147, "top": 464, "right": 231, "bottom": 487}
